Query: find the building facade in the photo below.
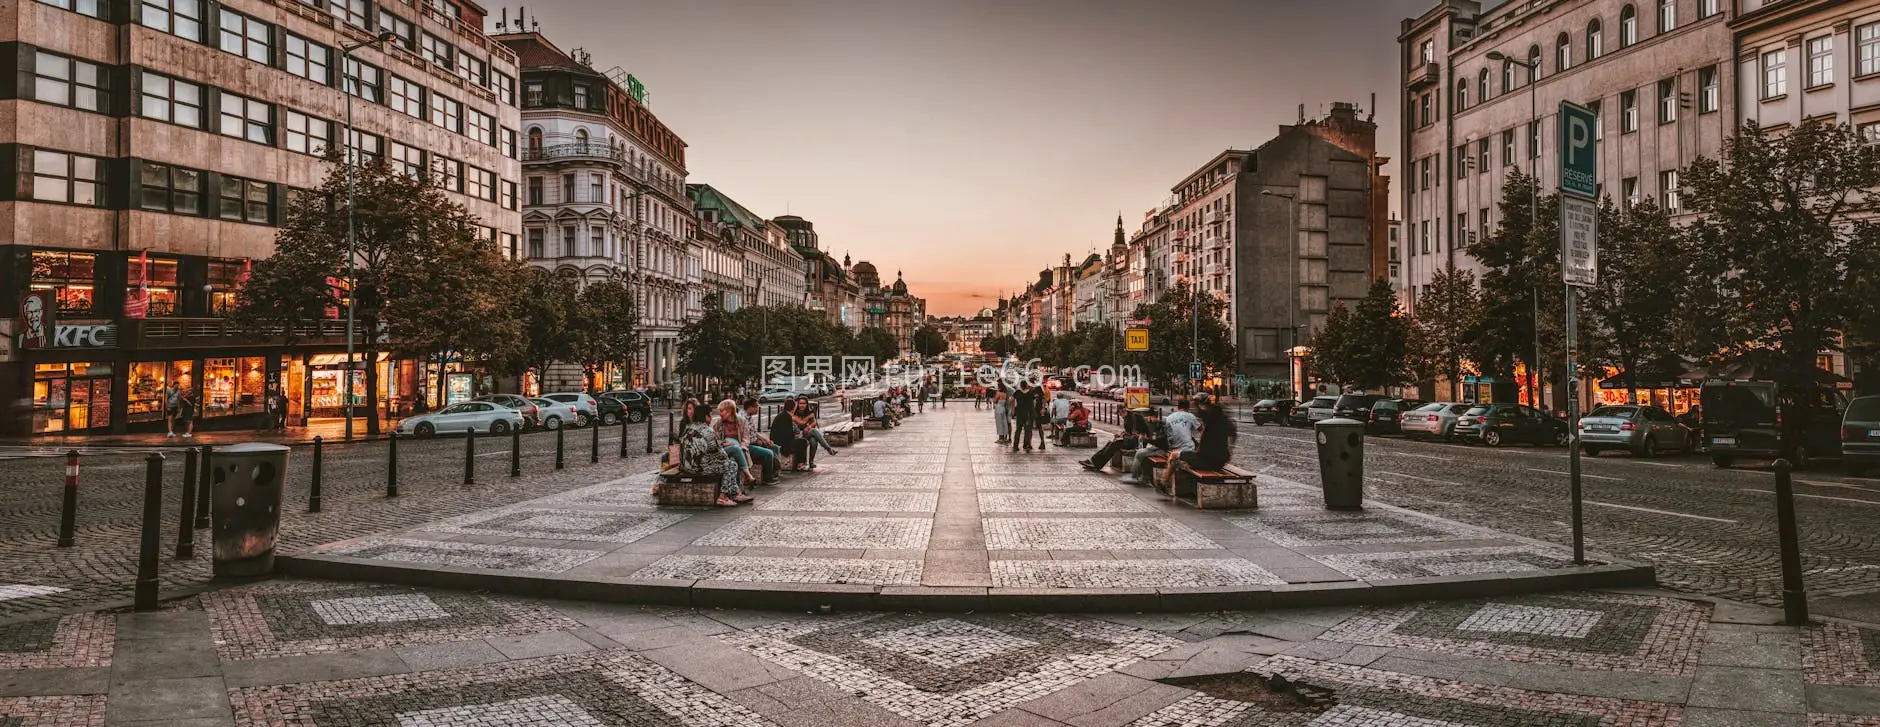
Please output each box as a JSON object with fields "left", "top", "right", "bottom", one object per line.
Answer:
{"left": 5, "top": 0, "right": 522, "bottom": 435}
{"left": 776, "top": 215, "right": 861, "bottom": 329}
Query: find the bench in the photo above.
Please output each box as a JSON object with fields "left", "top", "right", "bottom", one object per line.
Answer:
{"left": 1146, "top": 455, "right": 1259, "bottom": 510}
{"left": 865, "top": 417, "right": 893, "bottom": 430}
{"left": 825, "top": 421, "right": 861, "bottom": 445}
{"left": 1112, "top": 447, "right": 1137, "bottom": 471}
{"left": 1064, "top": 430, "right": 1098, "bottom": 448}
{"left": 654, "top": 468, "right": 721, "bottom": 507}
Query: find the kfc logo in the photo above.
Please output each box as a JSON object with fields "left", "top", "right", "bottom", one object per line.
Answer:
{"left": 19, "top": 291, "right": 52, "bottom": 350}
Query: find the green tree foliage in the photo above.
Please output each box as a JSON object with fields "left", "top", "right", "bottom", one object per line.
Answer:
{"left": 1310, "top": 279, "right": 1413, "bottom": 392}
{"left": 520, "top": 273, "right": 583, "bottom": 377}
{"left": 981, "top": 334, "right": 1018, "bottom": 358}
{"left": 912, "top": 326, "right": 949, "bottom": 358}
{"left": 1124, "top": 281, "right": 1235, "bottom": 389}
{"left": 575, "top": 277, "right": 642, "bottom": 381}
{"left": 1584, "top": 199, "right": 1684, "bottom": 402}
{"left": 677, "top": 294, "right": 747, "bottom": 384}
{"left": 1410, "top": 264, "right": 1481, "bottom": 400}
{"left": 854, "top": 326, "right": 899, "bottom": 364}
{"left": 1470, "top": 170, "right": 1554, "bottom": 384}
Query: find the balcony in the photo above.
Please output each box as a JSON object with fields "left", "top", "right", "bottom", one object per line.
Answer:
{"left": 524, "top": 143, "right": 627, "bottom": 165}
{"left": 122, "top": 318, "right": 355, "bottom": 350}
{"left": 1407, "top": 62, "right": 1441, "bottom": 90}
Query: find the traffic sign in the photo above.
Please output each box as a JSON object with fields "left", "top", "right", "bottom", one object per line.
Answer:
{"left": 1124, "top": 386, "right": 1149, "bottom": 409}
{"left": 1125, "top": 328, "right": 1149, "bottom": 352}
{"left": 1561, "top": 194, "right": 1598, "bottom": 287}
{"left": 1189, "top": 361, "right": 1204, "bottom": 382}
{"left": 1558, "top": 101, "right": 1598, "bottom": 199}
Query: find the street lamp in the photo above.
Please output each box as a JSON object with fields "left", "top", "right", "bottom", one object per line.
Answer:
{"left": 1261, "top": 189, "right": 1299, "bottom": 400}
{"left": 339, "top": 31, "right": 399, "bottom": 441}
{"left": 1488, "top": 49, "right": 1544, "bottom": 411}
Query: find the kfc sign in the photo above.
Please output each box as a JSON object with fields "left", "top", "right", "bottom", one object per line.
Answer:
{"left": 18, "top": 291, "right": 53, "bottom": 350}
{"left": 54, "top": 324, "right": 115, "bottom": 348}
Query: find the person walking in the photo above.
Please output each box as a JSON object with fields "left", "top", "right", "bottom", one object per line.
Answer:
{"left": 164, "top": 383, "right": 183, "bottom": 438}
{"left": 1012, "top": 382, "right": 1043, "bottom": 452}
{"left": 992, "top": 387, "right": 1012, "bottom": 444}
{"left": 265, "top": 387, "right": 288, "bottom": 431}
{"left": 173, "top": 387, "right": 196, "bottom": 438}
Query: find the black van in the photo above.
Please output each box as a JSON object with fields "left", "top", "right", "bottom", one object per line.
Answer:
{"left": 1701, "top": 381, "right": 1849, "bottom": 469}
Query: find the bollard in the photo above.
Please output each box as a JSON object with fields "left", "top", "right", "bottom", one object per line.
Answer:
{"left": 464, "top": 427, "right": 477, "bottom": 485}
{"left": 644, "top": 410, "right": 653, "bottom": 454}
{"left": 194, "top": 445, "right": 212, "bottom": 528}
{"left": 510, "top": 424, "right": 522, "bottom": 478}
{"left": 175, "top": 447, "right": 197, "bottom": 560}
{"left": 134, "top": 453, "right": 163, "bottom": 612}
{"left": 619, "top": 414, "right": 630, "bottom": 459}
{"left": 667, "top": 412, "right": 675, "bottom": 445}
{"left": 386, "top": 431, "right": 400, "bottom": 497}
{"left": 591, "top": 417, "right": 600, "bottom": 464}
{"left": 309, "top": 436, "right": 324, "bottom": 512}
{"left": 1773, "top": 459, "right": 1809, "bottom": 625}
{"left": 56, "top": 450, "right": 79, "bottom": 547}
{"left": 555, "top": 425, "right": 566, "bottom": 470}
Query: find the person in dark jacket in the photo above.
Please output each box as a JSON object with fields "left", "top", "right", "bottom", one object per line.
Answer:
{"left": 770, "top": 396, "right": 808, "bottom": 471}
{"left": 1083, "top": 407, "right": 1154, "bottom": 472}
{"left": 1194, "top": 393, "right": 1237, "bottom": 469}
{"left": 1011, "top": 382, "right": 1045, "bottom": 452}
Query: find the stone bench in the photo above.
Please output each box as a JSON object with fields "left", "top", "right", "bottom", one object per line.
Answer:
{"left": 654, "top": 468, "right": 721, "bottom": 507}
{"left": 826, "top": 421, "right": 862, "bottom": 445}
{"left": 865, "top": 417, "right": 894, "bottom": 430}
{"left": 1146, "top": 455, "right": 1259, "bottom": 510}
{"left": 1064, "top": 430, "right": 1098, "bottom": 448}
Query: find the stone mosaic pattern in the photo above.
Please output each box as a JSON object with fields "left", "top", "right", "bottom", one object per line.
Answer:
{"left": 0, "top": 585, "right": 66, "bottom": 603}
{"left": 1812, "top": 716, "right": 1880, "bottom": 727}
{"left": 723, "top": 613, "right": 1180, "bottom": 727}
{"left": 1223, "top": 509, "right": 1491, "bottom": 547}
{"left": 529, "top": 483, "right": 661, "bottom": 510}
{"left": 788, "top": 474, "right": 944, "bottom": 490}
{"left": 633, "top": 555, "right": 922, "bottom": 586}
{"left": 1319, "top": 592, "right": 1710, "bottom": 675}
{"left": 990, "top": 559, "right": 1284, "bottom": 588}
{"left": 0, "top": 695, "right": 105, "bottom": 727}
{"left": 317, "top": 537, "right": 605, "bottom": 573}
{"left": 754, "top": 491, "right": 939, "bottom": 513}
{"left": 1804, "top": 622, "right": 1880, "bottom": 686}
{"left": 230, "top": 649, "right": 773, "bottom": 727}
{"left": 0, "top": 613, "right": 112, "bottom": 669}
{"left": 973, "top": 475, "right": 1120, "bottom": 491}
{"left": 202, "top": 581, "right": 582, "bottom": 661}
{"left": 976, "top": 492, "right": 1158, "bottom": 513}
{"left": 816, "top": 461, "right": 946, "bottom": 475}
{"left": 1309, "top": 545, "right": 1582, "bottom": 581}
{"left": 1131, "top": 655, "right": 1682, "bottom": 727}
{"left": 693, "top": 516, "right": 932, "bottom": 550}
{"left": 420, "top": 507, "right": 688, "bottom": 543}
{"left": 982, "top": 518, "right": 1219, "bottom": 551}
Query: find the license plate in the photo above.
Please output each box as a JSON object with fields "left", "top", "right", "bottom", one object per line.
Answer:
{"left": 1870, "top": 430, "right": 1880, "bottom": 438}
{"left": 1713, "top": 437, "right": 1737, "bottom": 446}
{"left": 1588, "top": 425, "right": 1614, "bottom": 432}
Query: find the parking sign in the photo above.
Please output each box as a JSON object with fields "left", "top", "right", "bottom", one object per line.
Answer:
{"left": 1558, "top": 101, "right": 1598, "bottom": 200}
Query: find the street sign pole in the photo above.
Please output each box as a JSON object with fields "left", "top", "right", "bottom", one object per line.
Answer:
{"left": 1559, "top": 100, "right": 1599, "bottom": 565}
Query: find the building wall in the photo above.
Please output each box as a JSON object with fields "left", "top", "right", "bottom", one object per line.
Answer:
{"left": 1736, "top": 0, "right": 1880, "bottom": 135}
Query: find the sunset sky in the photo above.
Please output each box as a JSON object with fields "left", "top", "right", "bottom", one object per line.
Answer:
{"left": 521, "top": 0, "right": 1432, "bottom": 316}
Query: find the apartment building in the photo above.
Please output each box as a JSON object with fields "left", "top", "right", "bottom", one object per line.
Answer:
{"left": 1734, "top": 0, "right": 1880, "bottom": 134}
{"left": 4, "top": 0, "right": 521, "bottom": 435}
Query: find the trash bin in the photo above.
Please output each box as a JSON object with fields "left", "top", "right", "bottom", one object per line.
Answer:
{"left": 209, "top": 442, "right": 289, "bottom": 578}
{"left": 1315, "top": 418, "right": 1365, "bottom": 510}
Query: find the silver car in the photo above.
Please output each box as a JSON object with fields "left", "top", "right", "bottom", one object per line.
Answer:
{"left": 1578, "top": 405, "right": 1693, "bottom": 457}
{"left": 542, "top": 392, "right": 600, "bottom": 427}
{"left": 1401, "top": 402, "right": 1472, "bottom": 440}
{"left": 1305, "top": 396, "right": 1340, "bottom": 423}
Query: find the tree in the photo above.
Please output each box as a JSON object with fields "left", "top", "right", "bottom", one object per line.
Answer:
{"left": 1311, "top": 279, "right": 1414, "bottom": 392}
{"left": 237, "top": 151, "right": 526, "bottom": 433}
{"left": 1583, "top": 198, "right": 1685, "bottom": 404}
{"left": 575, "top": 277, "right": 642, "bottom": 386}
{"left": 1411, "top": 264, "right": 1481, "bottom": 400}
{"left": 1470, "top": 170, "right": 1557, "bottom": 403}
{"left": 912, "top": 326, "right": 949, "bottom": 359}
{"left": 1125, "top": 281, "right": 1235, "bottom": 390}
{"left": 677, "top": 294, "right": 747, "bottom": 385}
{"left": 981, "top": 334, "right": 1018, "bottom": 358}
{"left": 1682, "top": 120, "right": 1880, "bottom": 455}
{"left": 520, "top": 273, "right": 583, "bottom": 381}
{"left": 854, "top": 327, "right": 899, "bottom": 364}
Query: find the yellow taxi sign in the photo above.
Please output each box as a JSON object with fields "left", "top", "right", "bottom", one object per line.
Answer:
{"left": 1124, "top": 386, "right": 1150, "bottom": 409}
{"left": 1125, "top": 328, "right": 1149, "bottom": 352}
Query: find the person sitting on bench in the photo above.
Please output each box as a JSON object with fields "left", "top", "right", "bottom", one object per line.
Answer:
{"left": 1057, "top": 400, "right": 1091, "bottom": 445}
{"left": 1121, "top": 409, "right": 1171, "bottom": 485}
{"left": 1157, "top": 398, "right": 1203, "bottom": 492}
{"left": 1085, "top": 407, "right": 1156, "bottom": 472}
{"left": 1194, "top": 393, "right": 1237, "bottom": 470}
{"left": 871, "top": 395, "right": 897, "bottom": 427}
{"left": 1047, "top": 392, "right": 1071, "bottom": 437}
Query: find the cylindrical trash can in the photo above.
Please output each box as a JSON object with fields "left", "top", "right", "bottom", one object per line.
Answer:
{"left": 1315, "top": 418, "right": 1365, "bottom": 510}
{"left": 210, "top": 443, "right": 289, "bottom": 578}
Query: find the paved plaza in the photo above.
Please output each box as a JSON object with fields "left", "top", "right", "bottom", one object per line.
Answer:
{"left": 282, "top": 407, "right": 1645, "bottom": 609}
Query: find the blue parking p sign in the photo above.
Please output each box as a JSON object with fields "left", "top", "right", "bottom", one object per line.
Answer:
{"left": 1558, "top": 101, "right": 1598, "bottom": 199}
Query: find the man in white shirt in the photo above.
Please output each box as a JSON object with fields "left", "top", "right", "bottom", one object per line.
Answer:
{"left": 1159, "top": 399, "right": 1203, "bottom": 491}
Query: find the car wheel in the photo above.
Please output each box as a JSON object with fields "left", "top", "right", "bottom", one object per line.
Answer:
{"left": 602, "top": 412, "right": 620, "bottom": 426}
{"left": 1712, "top": 454, "right": 1734, "bottom": 469}
{"left": 627, "top": 409, "right": 648, "bottom": 424}
{"left": 415, "top": 422, "right": 436, "bottom": 438}
{"left": 1483, "top": 430, "right": 1503, "bottom": 447}
{"left": 575, "top": 413, "right": 593, "bottom": 428}
{"left": 1553, "top": 430, "right": 1570, "bottom": 447}
{"left": 1637, "top": 437, "right": 1658, "bottom": 458}
{"left": 1582, "top": 445, "right": 1601, "bottom": 457}
{"left": 544, "top": 416, "right": 562, "bottom": 431}
{"left": 491, "top": 420, "right": 511, "bottom": 435}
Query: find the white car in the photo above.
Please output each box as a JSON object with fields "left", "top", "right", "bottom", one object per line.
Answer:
{"left": 397, "top": 402, "right": 523, "bottom": 437}
{"left": 541, "top": 392, "right": 600, "bottom": 427}
{"left": 758, "top": 388, "right": 795, "bottom": 403}
{"left": 1402, "top": 402, "right": 1473, "bottom": 440}
{"left": 1304, "top": 396, "right": 1340, "bottom": 422}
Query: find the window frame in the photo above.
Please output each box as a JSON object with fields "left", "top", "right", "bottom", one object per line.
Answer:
{"left": 1556, "top": 32, "right": 1572, "bottom": 72}
{"left": 283, "top": 33, "right": 331, "bottom": 85}
{"left": 1763, "top": 49, "right": 1788, "bottom": 99}
{"left": 388, "top": 75, "right": 425, "bottom": 119}
{"left": 377, "top": 10, "right": 415, "bottom": 49}
{"left": 284, "top": 109, "right": 331, "bottom": 156}
{"left": 33, "top": 50, "right": 105, "bottom": 113}
{"left": 1587, "top": 19, "right": 1604, "bottom": 59}
{"left": 429, "top": 92, "right": 461, "bottom": 133}
{"left": 1698, "top": 65, "right": 1719, "bottom": 113}
{"left": 217, "top": 8, "right": 272, "bottom": 64}
{"left": 466, "top": 108, "right": 495, "bottom": 146}
{"left": 141, "top": 0, "right": 203, "bottom": 42}
{"left": 328, "top": 0, "right": 367, "bottom": 30}
{"left": 1861, "top": 23, "right": 1880, "bottom": 78}
{"left": 1620, "top": 89, "right": 1639, "bottom": 132}
{"left": 466, "top": 165, "right": 495, "bottom": 201}
{"left": 1808, "top": 35, "right": 1834, "bottom": 88}
{"left": 1658, "top": 78, "right": 1677, "bottom": 124}
{"left": 217, "top": 91, "right": 274, "bottom": 145}
{"left": 344, "top": 58, "right": 384, "bottom": 104}
{"left": 1619, "top": 5, "right": 1638, "bottom": 47}
{"left": 218, "top": 174, "right": 272, "bottom": 224}
{"left": 137, "top": 71, "right": 204, "bottom": 128}
{"left": 36, "top": 0, "right": 104, "bottom": 19}
{"left": 1657, "top": 0, "right": 1674, "bottom": 34}
{"left": 430, "top": 155, "right": 462, "bottom": 193}
{"left": 29, "top": 149, "right": 104, "bottom": 207}
{"left": 138, "top": 161, "right": 202, "bottom": 215}
{"left": 1660, "top": 169, "right": 1680, "bottom": 212}
{"left": 388, "top": 141, "right": 424, "bottom": 178}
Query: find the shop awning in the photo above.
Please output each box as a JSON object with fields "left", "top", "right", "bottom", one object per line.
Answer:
{"left": 1597, "top": 370, "right": 1693, "bottom": 389}
{"left": 308, "top": 352, "right": 391, "bottom": 367}
{"left": 1678, "top": 361, "right": 1851, "bottom": 386}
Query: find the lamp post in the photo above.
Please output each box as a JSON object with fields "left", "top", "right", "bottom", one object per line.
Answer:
{"left": 1489, "top": 49, "right": 1542, "bottom": 411}
{"left": 1261, "top": 189, "right": 1299, "bottom": 400}
{"left": 339, "top": 32, "right": 399, "bottom": 441}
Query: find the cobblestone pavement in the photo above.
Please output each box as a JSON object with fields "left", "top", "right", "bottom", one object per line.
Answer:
{"left": 286, "top": 408, "right": 1623, "bottom": 596}
{"left": 0, "top": 579, "right": 1875, "bottom": 726}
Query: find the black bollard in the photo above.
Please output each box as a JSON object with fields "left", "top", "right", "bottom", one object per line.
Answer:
{"left": 464, "top": 427, "right": 477, "bottom": 485}
{"left": 134, "top": 453, "right": 163, "bottom": 612}
{"left": 510, "top": 424, "right": 522, "bottom": 478}
{"left": 644, "top": 410, "right": 653, "bottom": 454}
{"left": 56, "top": 449, "right": 79, "bottom": 548}
{"left": 1773, "top": 459, "right": 1809, "bottom": 625}
{"left": 387, "top": 431, "right": 400, "bottom": 497}
{"left": 591, "top": 417, "right": 601, "bottom": 464}
{"left": 194, "top": 445, "right": 212, "bottom": 528}
{"left": 667, "top": 412, "right": 675, "bottom": 445}
{"left": 309, "top": 436, "right": 324, "bottom": 512}
{"left": 176, "top": 447, "right": 197, "bottom": 560}
{"left": 619, "top": 414, "right": 629, "bottom": 458}
{"left": 555, "top": 425, "right": 565, "bottom": 470}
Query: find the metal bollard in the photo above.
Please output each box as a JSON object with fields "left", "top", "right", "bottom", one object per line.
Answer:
{"left": 644, "top": 411, "right": 653, "bottom": 454}
{"left": 134, "top": 453, "right": 163, "bottom": 612}
{"left": 176, "top": 447, "right": 197, "bottom": 560}
{"left": 555, "top": 426, "right": 566, "bottom": 470}
{"left": 56, "top": 450, "right": 79, "bottom": 547}
{"left": 667, "top": 412, "right": 675, "bottom": 444}
{"left": 620, "top": 414, "right": 630, "bottom": 458}
{"left": 510, "top": 424, "right": 522, "bottom": 477}
{"left": 194, "top": 444, "right": 212, "bottom": 528}
{"left": 464, "top": 427, "right": 477, "bottom": 485}
{"left": 1773, "top": 459, "right": 1809, "bottom": 625}
{"left": 386, "top": 431, "right": 400, "bottom": 497}
{"left": 591, "top": 417, "right": 600, "bottom": 464}
{"left": 309, "top": 436, "right": 324, "bottom": 512}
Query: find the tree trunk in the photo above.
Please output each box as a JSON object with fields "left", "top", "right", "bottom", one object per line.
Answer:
{"left": 364, "top": 342, "right": 382, "bottom": 435}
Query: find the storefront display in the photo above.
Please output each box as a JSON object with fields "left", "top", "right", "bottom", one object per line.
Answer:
{"left": 33, "top": 362, "right": 111, "bottom": 433}
{"left": 203, "top": 357, "right": 265, "bottom": 417}
{"left": 306, "top": 353, "right": 397, "bottom": 417}
{"left": 445, "top": 373, "right": 473, "bottom": 405}
{"left": 128, "top": 360, "right": 192, "bottom": 423}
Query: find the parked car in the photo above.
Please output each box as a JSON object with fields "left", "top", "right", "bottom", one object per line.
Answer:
{"left": 1304, "top": 396, "right": 1340, "bottom": 424}
{"left": 1251, "top": 399, "right": 1297, "bottom": 426}
{"left": 1365, "top": 398, "right": 1426, "bottom": 435}
{"left": 474, "top": 394, "right": 541, "bottom": 429}
{"left": 1402, "top": 402, "right": 1471, "bottom": 440}
{"left": 396, "top": 401, "right": 523, "bottom": 437}
{"left": 1452, "top": 403, "right": 1569, "bottom": 447}
{"left": 1702, "top": 381, "right": 1849, "bottom": 469}
{"left": 1578, "top": 405, "right": 1694, "bottom": 457}
{"left": 596, "top": 390, "right": 653, "bottom": 425}
{"left": 1842, "top": 396, "right": 1880, "bottom": 476}
{"left": 1287, "top": 404, "right": 1312, "bottom": 428}
{"left": 529, "top": 397, "right": 579, "bottom": 430}
{"left": 1332, "top": 393, "right": 1385, "bottom": 422}
{"left": 541, "top": 392, "right": 600, "bottom": 427}
{"left": 758, "top": 387, "right": 794, "bottom": 403}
